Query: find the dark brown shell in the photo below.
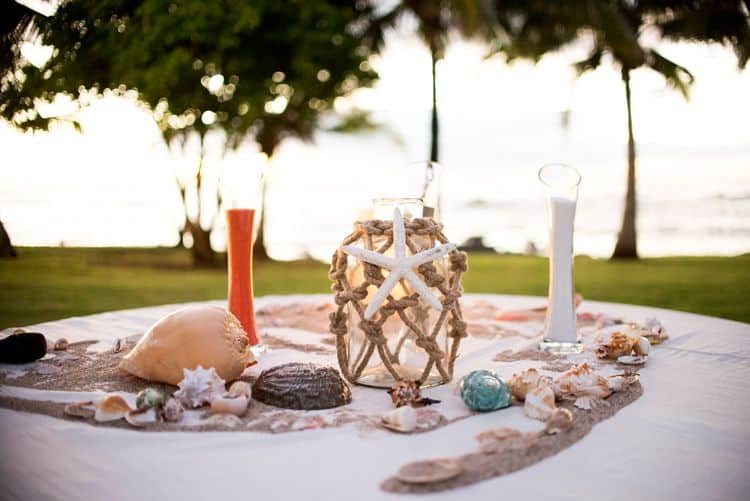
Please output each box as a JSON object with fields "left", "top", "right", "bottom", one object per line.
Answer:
{"left": 251, "top": 363, "right": 352, "bottom": 410}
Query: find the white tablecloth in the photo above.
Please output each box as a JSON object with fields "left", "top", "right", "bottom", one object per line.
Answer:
{"left": 1, "top": 294, "right": 749, "bottom": 501}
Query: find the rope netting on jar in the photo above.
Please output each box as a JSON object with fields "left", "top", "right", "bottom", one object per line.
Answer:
{"left": 328, "top": 217, "right": 469, "bottom": 385}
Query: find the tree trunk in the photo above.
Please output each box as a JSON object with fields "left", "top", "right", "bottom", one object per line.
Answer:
{"left": 612, "top": 69, "right": 638, "bottom": 259}
{"left": 253, "top": 174, "right": 270, "bottom": 261}
{"left": 186, "top": 219, "right": 215, "bottom": 267}
{"left": 0, "top": 220, "right": 17, "bottom": 258}
{"left": 429, "top": 46, "right": 439, "bottom": 163}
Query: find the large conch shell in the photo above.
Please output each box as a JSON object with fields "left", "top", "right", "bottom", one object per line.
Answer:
{"left": 119, "top": 306, "right": 254, "bottom": 385}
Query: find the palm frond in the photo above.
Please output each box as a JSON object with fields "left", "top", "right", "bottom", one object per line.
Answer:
{"left": 647, "top": 49, "right": 695, "bottom": 100}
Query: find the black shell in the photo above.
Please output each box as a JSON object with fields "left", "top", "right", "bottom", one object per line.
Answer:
{"left": 252, "top": 363, "right": 352, "bottom": 410}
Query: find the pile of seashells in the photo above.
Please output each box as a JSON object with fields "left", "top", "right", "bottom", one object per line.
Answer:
{"left": 594, "top": 317, "right": 667, "bottom": 365}
{"left": 64, "top": 365, "right": 252, "bottom": 427}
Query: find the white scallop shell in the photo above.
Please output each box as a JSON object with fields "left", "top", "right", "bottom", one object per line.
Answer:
{"left": 174, "top": 366, "right": 227, "bottom": 408}
{"left": 524, "top": 386, "right": 556, "bottom": 421}
{"left": 381, "top": 405, "right": 418, "bottom": 433}
{"left": 552, "top": 362, "right": 612, "bottom": 400}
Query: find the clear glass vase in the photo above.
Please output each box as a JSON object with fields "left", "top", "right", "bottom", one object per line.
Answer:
{"left": 538, "top": 164, "right": 583, "bottom": 354}
{"left": 343, "top": 197, "right": 452, "bottom": 388}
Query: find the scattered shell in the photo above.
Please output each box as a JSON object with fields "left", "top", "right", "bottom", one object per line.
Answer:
{"left": 633, "top": 336, "right": 651, "bottom": 356}
{"left": 414, "top": 408, "right": 445, "bottom": 431}
{"left": 574, "top": 395, "right": 603, "bottom": 410}
{"left": 64, "top": 401, "right": 95, "bottom": 419}
{"left": 524, "top": 386, "right": 556, "bottom": 421}
{"left": 174, "top": 366, "right": 227, "bottom": 408}
{"left": 545, "top": 408, "right": 573, "bottom": 434}
{"left": 595, "top": 331, "right": 636, "bottom": 360}
{"left": 227, "top": 381, "right": 252, "bottom": 399}
{"left": 460, "top": 370, "right": 511, "bottom": 412}
{"left": 211, "top": 396, "right": 249, "bottom": 417}
{"left": 607, "top": 374, "right": 639, "bottom": 392}
{"left": 53, "top": 338, "right": 69, "bottom": 351}
{"left": 252, "top": 363, "right": 351, "bottom": 410}
{"left": 135, "top": 388, "right": 166, "bottom": 410}
{"left": 94, "top": 394, "right": 133, "bottom": 422}
{"left": 387, "top": 380, "right": 440, "bottom": 408}
{"left": 594, "top": 315, "right": 623, "bottom": 329}
{"left": 112, "top": 338, "right": 123, "bottom": 353}
{"left": 202, "top": 413, "right": 243, "bottom": 428}
{"left": 617, "top": 355, "right": 647, "bottom": 366}
{"left": 507, "top": 368, "right": 552, "bottom": 401}
{"left": 552, "top": 363, "right": 612, "bottom": 401}
{"left": 11, "top": 328, "right": 26, "bottom": 335}
{"left": 160, "top": 397, "right": 184, "bottom": 422}
{"left": 119, "top": 305, "right": 254, "bottom": 385}
{"left": 381, "top": 405, "right": 418, "bottom": 433}
{"left": 125, "top": 408, "right": 157, "bottom": 427}
{"left": 642, "top": 318, "right": 668, "bottom": 344}
{"left": 395, "top": 458, "right": 463, "bottom": 484}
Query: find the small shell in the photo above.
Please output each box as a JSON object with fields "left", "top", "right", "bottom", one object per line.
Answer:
{"left": 252, "top": 363, "right": 351, "bottom": 410}
{"left": 227, "top": 381, "right": 252, "bottom": 399}
{"left": 460, "top": 370, "right": 511, "bottom": 412}
{"left": 595, "top": 331, "right": 636, "bottom": 360}
{"left": 633, "top": 336, "right": 651, "bottom": 356}
{"left": 395, "top": 458, "right": 463, "bottom": 484}
{"left": 64, "top": 401, "right": 95, "bottom": 419}
{"left": 524, "top": 386, "right": 556, "bottom": 421}
{"left": 574, "top": 395, "right": 603, "bottom": 410}
{"left": 508, "top": 368, "right": 541, "bottom": 401}
{"left": 125, "top": 408, "right": 157, "bottom": 427}
{"left": 381, "top": 405, "right": 418, "bottom": 433}
{"left": 617, "top": 355, "right": 647, "bottom": 366}
{"left": 95, "top": 394, "right": 133, "bottom": 422}
{"left": 552, "top": 362, "right": 612, "bottom": 400}
{"left": 545, "top": 408, "right": 573, "bottom": 434}
{"left": 211, "top": 396, "right": 249, "bottom": 416}
{"left": 203, "top": 413, "right": 243, "bottom": 428}
{"left": 135, "top": 388, "right": 166, "bottom": 410}
{"left": 174, "top": 366, "right": 227, "bottom": 408}
{"left": 53, "top": 338, "right": 69, "bottom": 351}
{"left": 642, "top": 318, "right": 668, "bottom": 344}
{"left": 388, "top": 380, "right": 422, "bottom": 408}
{"left": 160, "top": 397, "right": 184, "bottom": 422}
{"left": 608, "top": 374, "right": 639, "bottom": 392}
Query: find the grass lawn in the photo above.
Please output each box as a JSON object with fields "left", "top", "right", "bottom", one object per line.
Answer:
{"left": 1, "top": 247, "right": 748, "bottom": 328}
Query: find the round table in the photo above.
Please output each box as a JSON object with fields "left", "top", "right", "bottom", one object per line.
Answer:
{"left": 1, "top": 294, "right": 749, "bottom": 501}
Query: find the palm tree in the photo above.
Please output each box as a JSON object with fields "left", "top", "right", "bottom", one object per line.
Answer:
{"left": 491, "top": 0, "right": 750, "bottom": 258}
{"left": 369, "top": 1, "right": 492, "bottom": 162}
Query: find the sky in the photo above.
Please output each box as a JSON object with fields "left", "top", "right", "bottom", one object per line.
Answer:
{"left": 1, "top": 23, "right": 749, "bottom": 257}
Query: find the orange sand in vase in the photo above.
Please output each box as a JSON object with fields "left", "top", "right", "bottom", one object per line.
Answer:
{"left": 226, "top": 208, "right": 259, "bottom": 345}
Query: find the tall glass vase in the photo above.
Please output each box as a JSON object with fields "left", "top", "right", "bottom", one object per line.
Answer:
{"left": 226, "top": 208, "right": 259, "bottom": 345}
{"left": 538, "top": 164, "right": 582, "bottom": 354}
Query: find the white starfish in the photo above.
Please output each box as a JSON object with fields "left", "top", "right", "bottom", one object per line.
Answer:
{"left": 342, "top": 208, "right": 456, "bottom": 319}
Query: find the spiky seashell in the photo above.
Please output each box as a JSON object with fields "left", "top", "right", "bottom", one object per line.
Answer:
{"left": 135, "top": 388, "right": 166, "bottom": 410}
{"left": 595, "top": 331, "right": 636, "bottom": 360}
{"left": 507, "top": 368, "right": 552, "bottom": 401}
{"left": 94, "top": 394, "right": 133, "bottom": 422}
{"left": 552, "top": 363, "right": 612, "bottom": 401}
{"left": 395, "top": 458, "right": 463, "bottom": 484}
{"left": 174, "top": 366, "right": 227, "bottom": 408}
{"left": 252, "top": 363, "right": 351, "bottom": 410}
{"left": 119, "top": 305, "right": 254, "bottom": 385}
{"left": 381, "top": 405, "right": 418, "bottom": 433}
{"left": 387, "top": 379, "right": 439, "bottom": 408}
{"left": 545, "top": 408, "right": 573, "bottom": 434}
{"left": 125, "top": 408, "right": 157, "bottom": 427}
{"left": 160, "top": 397, "right": 184, "bottom": 422}
{"left": 211, "top": 396, "right": 249, "bottom": 417}
{"left": 633, "top": 336, "right": 651, "bottom": 356}
{"left": 64, "top": 401, "right": 95, "bottom": 419}
{"left": 227, "top": 381, "right": 252, "bottom": 399}
{"left": 643, "top": 317, "right": 668, "bottom": 344}
{"left": 524, "top": 386, "right": 556, "bottom": 421}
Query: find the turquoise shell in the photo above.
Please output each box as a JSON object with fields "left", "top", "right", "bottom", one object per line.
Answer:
{"left": 460, "top": 370, "right": 511, "bottom": 412}
{"left": 135, "top": 388, "right": 166, "bottom": 410}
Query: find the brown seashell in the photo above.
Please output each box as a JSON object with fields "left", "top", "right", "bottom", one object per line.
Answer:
{"left": 119, "top": 306, "right": 254, "bottom": 385}
{"left": 507, "top": 368, "right": 551, "bottom": 401}
{"left": 552, "top": 362, "right": 612, "bottom": 400}
{"left": 95, "top": 394, "right": 133, "bottom": 422}
{"left": 395, "top": 458, "right": 463, "bottom": 484}
{"left": 387, "top": 379, "right": 440, "bottom": 408}
{"left": 595, "top": 331, "right": 636, "bottom": 360}
{"left": 524, "top": 386, "right": 556, "bottom": 421}
{"left": 252, "top": 363, "right": 351, "bottom": 410}
{"left": 160, "top": 397, "right": 184, "bottom": 422}
{"left": 53, "top": 338, "right": 69, "bottom": 351}
{"left": 545, "top": 408, "right": 573, "bottom": 434}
